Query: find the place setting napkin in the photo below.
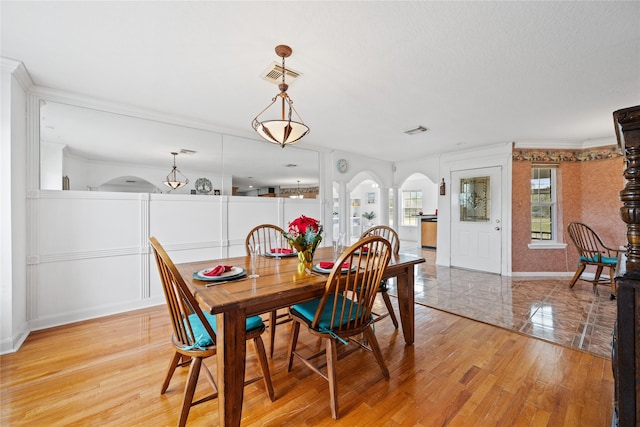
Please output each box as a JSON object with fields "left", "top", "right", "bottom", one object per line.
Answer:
{"left": 202, "top": 265, "right": 234, "bottom": 277}
{"left": 318, "top": 261, "right": 351, "bottom": 270}
{"left": 270, "top": 248, "right": 293, "bottom": 254}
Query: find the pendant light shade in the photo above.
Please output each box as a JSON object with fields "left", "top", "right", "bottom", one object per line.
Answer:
{"left": 252, "top": 45, "right": 310, "bottom": 148}
{"left": 163, "top": 152, "right": 189, "bottom": 190}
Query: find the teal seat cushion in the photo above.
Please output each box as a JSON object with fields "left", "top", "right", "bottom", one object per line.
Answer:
{"left": 580, "top": 255, "right": 617, "bottom": 265}
{"left": 186, "top": 312, "right": 264, "bottom": 349}
{"left": 291, "top": 295, "right": 365, "bottom": 330}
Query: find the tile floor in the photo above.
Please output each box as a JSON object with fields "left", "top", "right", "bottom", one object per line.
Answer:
{"left": 387, "top": 246, "right": 616, "bottom": 358}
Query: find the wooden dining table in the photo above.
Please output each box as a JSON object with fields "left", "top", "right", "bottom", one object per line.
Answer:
{"left": 175, "top": 246, "right": 425, "bottom": 426}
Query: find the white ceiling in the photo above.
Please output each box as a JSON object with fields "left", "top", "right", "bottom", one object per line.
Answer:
{"left": 2, "top": 1, "right": 639, "bottom": 164}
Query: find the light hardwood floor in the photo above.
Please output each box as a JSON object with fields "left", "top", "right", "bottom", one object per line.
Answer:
{"left": 1, "top": 299, "right": 613, "bottom": 426}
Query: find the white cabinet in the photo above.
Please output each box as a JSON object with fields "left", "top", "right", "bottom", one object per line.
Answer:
{"left": 351, "top": 217, "right": 361, "bottom": 237}
{"left": 350, "top": 198, "right": 361, "bottom": 238}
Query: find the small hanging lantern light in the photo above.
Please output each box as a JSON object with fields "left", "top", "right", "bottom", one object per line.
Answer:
{"left": 163, "top": 152, "right": 189, "bottom": 190}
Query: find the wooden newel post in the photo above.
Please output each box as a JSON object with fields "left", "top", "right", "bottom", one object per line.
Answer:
{"left": 612, "top": 105, "right": 640, "bottom": 427}
{"left": 615, "top": 105, "right": 640, "bottom": 275}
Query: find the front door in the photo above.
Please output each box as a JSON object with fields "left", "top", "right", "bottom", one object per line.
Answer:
{"left": 451, "top": 167, "right": 502, "bottom": 274}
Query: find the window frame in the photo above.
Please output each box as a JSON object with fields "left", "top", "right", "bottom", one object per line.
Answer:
{"left": 530, "top": 166, "right": 560, "bottom": 246}
{"left": 401, "top": 190, "right": 422, "bottom": 226}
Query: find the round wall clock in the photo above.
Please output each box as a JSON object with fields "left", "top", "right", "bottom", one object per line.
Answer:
{"left": 195, "top": 177, "right": 212, "bottom": 194}
{"left": 336, "top": 158, "right": 349, "bottom": 174}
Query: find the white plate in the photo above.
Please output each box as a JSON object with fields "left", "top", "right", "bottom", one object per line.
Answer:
{"left": 194, "top": 266, "right": 246, "bottom": 282}
{"left": 265, "top": 250, "right": 297, "bottom": 258}
{"left": 312, "top": 263, "right": 356, "bottom": 274}
{"left": 354, "top": 249, "right": 371, "bottom": 255}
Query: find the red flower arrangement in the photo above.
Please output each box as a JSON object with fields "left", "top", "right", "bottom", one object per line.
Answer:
{"left": 284, "top": 215, "right": 323, "bottom": 255}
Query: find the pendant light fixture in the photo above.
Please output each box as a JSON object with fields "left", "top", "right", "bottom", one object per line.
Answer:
{"left": 163, "top": 152, "right": 189, "bottom": 190}
{"left": 252, "top": 44, "right": 310, "bottom": 148}
{"left": 290, "top": 180, "right": 304, "bottom": 199}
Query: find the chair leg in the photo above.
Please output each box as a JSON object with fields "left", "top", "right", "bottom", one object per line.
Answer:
{"left": 179, "top": 357, "right": 202, "bottom": 427}
{"left": 592, "top": 265, "right": 605, "bottom": 294}
{"left": 252, "top": 336, "right": 275, "bottom": 401}
{"left": 269, "top": 310, "right": 277, "bottom": 358}
{"left": 594, "top": 265, "right": 604, "bottom": 283}
{"left": 363, "top": 327, "right": 390, "bottom": 379}
{"left": 161, "top": 352, "right": 182, "bottom": 394}
{"left": 381, "top": 291, "right": 399, "bottom": 328}
{"left": 287, "top": 320, "right": 300, "bottom": 372}
{"left": 325, "top": 338, "right": 339, "bottom": 420}
{"left": 569, "top": 263, "right": 586, "bottom": 288}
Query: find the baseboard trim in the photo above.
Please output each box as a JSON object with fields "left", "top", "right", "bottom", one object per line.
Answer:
{"left": 0, "top": 327, "right": 30, "bottom": 355}
{"left": 28, "top": 297, "right": 165, "bottom": 333}
{"left": 510, "top": 271, "right": 575, "bottom": 277}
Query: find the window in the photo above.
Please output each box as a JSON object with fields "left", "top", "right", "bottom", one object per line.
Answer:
{"left": 531, "top": 167, "right": 556, "bottom": 241}
{"left": 388, "top": 188, "right": 394, "bottom": 227}
{"left": 459, "top": 176, "right": 490, "bottom": 222}
{"left": 402, "top": 191, "right": 422, "bottom": 226}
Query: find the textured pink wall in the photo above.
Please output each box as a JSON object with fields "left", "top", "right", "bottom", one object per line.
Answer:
{"left": 511, "top": 153, "right": 625, "bottom": 273}
{"left": 579, "top": 159, "right": 626, "bottom": 246}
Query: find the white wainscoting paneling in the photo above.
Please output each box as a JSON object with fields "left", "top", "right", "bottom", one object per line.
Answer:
{"left": 38, "top": 191, "right": 142, "bottom": 257}
{"left": 31, "top": 191, "right": 154, "bottom": 330}
{"left": 150, "top": 194, "right": 223, "bottom": 249}
{"left": 33, "top": 255, "right": 143, "bottom": 327}
{"left": 29, "top": 191, "right": 323, "bottom": 332}
{"left": 227, "top": 196, "right": 284, "bottom": 248}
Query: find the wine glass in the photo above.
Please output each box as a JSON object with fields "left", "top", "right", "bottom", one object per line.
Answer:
{"left": 248, "top": 244, "right": 260, "bottom": 278}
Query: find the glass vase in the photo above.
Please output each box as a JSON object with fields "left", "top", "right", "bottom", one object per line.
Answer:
{"left": 297, "top": 247, "right": 315, "bottom": 273}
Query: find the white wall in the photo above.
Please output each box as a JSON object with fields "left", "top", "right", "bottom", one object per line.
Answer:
{"left": 0, "top": 59, "right": 30, "bottom": 354}
{"left": 40, "top": 141, "right": 65, "bottom": 190}
{"left": 64, "top": 150, "right": 90, "bottom": 190}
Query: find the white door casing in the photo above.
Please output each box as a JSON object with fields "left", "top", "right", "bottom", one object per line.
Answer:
{"left": 451, "top": 166, "right": 502, "bottom": 274}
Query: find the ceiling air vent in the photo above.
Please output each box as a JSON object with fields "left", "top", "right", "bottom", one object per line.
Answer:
{"left": 404, "top": 126, "right": 428, "bottom": 136}
{"left": 261, "top": 62, "right": 301, "bottom": 85}
{"left": 179, "top": 149, "right": 197, "bottom": 155}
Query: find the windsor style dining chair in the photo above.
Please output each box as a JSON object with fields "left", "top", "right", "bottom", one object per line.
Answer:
{"left": 287, "top": 235, "right": 392, "bottom": 419}
{"left": 150, "top": 237, "right": 274, "bottom": 426}
{"left": 567, "top": 222, "right": 624, "bottom": 299}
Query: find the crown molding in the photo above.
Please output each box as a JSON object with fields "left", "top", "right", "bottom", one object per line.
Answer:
{"left": 1, "top": 57, "right": 34, "bottom": 91}
{"left": 514, "top": 137, "right": 617, "bottom": 150}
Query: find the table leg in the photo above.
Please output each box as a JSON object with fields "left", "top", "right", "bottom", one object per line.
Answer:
{"left": 395, "top": 268, "right": 415, "bottom": 344}
{"left": 216, "top": 310, "right": 247, "bottom": 427}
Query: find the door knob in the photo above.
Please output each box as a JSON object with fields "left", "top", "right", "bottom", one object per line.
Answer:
{"left": 495, "top": 226, "right": 501, "bottom": 231}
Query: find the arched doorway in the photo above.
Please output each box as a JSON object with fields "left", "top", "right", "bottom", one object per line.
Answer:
{"left": 397, "top": 173, "right": 437, "bottom": 243}
{"left": 96, "top": 176, "right": 160, "bottom": 193}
